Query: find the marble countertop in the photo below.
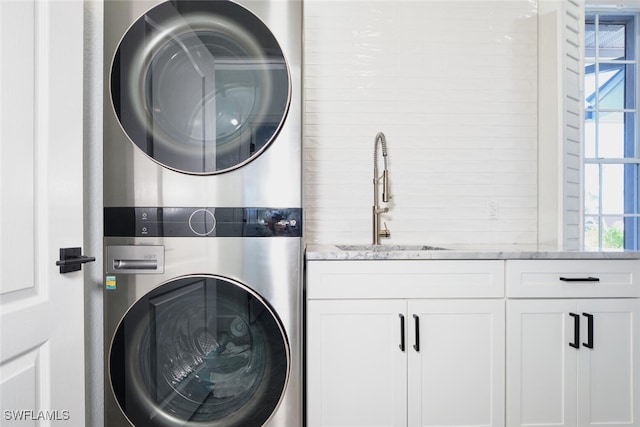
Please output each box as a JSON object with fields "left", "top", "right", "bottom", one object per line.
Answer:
{"left": 306, "top": 243, "right": 640, "bottom": 260}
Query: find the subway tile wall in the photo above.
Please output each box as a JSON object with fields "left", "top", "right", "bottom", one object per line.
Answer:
{"left": 303, "top": 0, "right": 539, "bottom": 247}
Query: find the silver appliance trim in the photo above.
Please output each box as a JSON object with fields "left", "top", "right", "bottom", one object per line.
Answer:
{"left": 105, "top": 245, "right": 164, "bottom": 274}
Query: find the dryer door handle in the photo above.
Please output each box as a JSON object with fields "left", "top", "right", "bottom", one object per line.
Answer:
{"left": 113, "top": 259, "right": 158, "bottom": 270}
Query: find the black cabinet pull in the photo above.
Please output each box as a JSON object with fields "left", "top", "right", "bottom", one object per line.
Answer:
{"left": 559, "top": 276, "right": 600, "bottom": 282}
{"left": 583, "top": 313, "right": 594, "bottom": 349}
{"left": 569, "top": 312, "right": 580, "bottom": 349}
{"left": 413, "top": 314, "right": 420, "bottom": 352}
{"left": 399, "top": 314, "right": 405, "bottom": 352}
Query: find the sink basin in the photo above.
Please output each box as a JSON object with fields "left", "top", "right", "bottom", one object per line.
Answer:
{"left": 336, "top": 244, "right": 449, "bottom": 251}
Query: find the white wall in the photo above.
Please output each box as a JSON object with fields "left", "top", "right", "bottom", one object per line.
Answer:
{"left": 303, "top": 0, "right": 540, "bottom": 247}
{"left": 84, "top": 2, "right": 103, "bottom": 426}
{"left": 85, "top": 1, "right": 552, "bottom": 423}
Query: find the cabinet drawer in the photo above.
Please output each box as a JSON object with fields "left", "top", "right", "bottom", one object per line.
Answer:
{"left": 306, "top": 260, "right": 504, "bottom": 299}
{"left": 506, "top": 259, "right": 640, "bottom": 298}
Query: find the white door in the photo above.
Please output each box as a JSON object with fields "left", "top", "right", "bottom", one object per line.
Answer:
{"left": 408, "top": 299, "right": 505, "bottom": 427}
{"left": 306, "top": 299, "right": 407, "bottom": 427}
{"left": 506, "top": 299, "right": 578, "bottom": 427}
{"left": 0, "top": 1, "right": 85, "bottom": 426}
{"left": 577, "top": 299, "right": 640, "bottom": 427}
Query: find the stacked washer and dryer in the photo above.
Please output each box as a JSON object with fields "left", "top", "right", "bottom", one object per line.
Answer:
{"left": 102, "top": 1, "right": 302, "bottom": 426}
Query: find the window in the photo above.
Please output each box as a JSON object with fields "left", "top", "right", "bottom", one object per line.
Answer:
{"left": 584, "top": 12, "right": 639, "bottom": 250}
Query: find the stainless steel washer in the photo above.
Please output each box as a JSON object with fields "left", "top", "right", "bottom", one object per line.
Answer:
{"left": 103, "top": 208, "right": 302, "bottom": 427}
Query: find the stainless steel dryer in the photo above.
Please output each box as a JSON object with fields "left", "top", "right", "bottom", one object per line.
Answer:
{"left": 103, "top": 207, "right": 302, "bottom": 427}
{"left": 104, "top": 0, "right": 301, "bottom": 207}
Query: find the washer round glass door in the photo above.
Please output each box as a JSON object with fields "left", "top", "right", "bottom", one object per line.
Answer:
{"left": 111, "top": 0, "right": 290, "bottom": 174}
{"left": 109, "top": 276, "right": 289, "bottom": 427}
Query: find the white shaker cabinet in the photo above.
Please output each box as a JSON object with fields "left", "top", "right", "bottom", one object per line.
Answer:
{"left": 306, "top": 260, "right": 505, "bottom": 427}
{"left": 506, "top": 260, "right": 640, "bottom": 427}
{"left": 306, "top": 299, "right": 408, "bottom": 427}
{"left": 407, "top": 299, "right": 504, "bottom": 427}
{"left": 507, "top": 299, "right": 640, "bottom": 427}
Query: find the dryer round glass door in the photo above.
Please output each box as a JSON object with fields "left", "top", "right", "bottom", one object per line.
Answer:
{"left": 109, "top": 275, "right": 289, "bottom": 427}
{"left": 111, "top": 0, "right": 290, "bottom": 174}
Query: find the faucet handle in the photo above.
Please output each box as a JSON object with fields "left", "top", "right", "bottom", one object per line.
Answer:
{"left": 379, "top": 222, "right": 391, "bottom": 239}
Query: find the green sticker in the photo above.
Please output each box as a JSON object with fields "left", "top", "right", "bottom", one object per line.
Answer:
{"left": 106, "top": 276, "right": 116, "bottom": 290}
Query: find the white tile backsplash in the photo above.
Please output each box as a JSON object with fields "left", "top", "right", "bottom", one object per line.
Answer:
{"left": 303, "top": 0, "right": 539, "bottom": 247}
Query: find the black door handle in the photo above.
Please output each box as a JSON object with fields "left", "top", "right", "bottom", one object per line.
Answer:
{"left": 569, "top": 312, "right": 580, "bottom": 349}
{"left": 583, "top": 313, "right": 594, "bottom": 349}
{"left": 413, "top": 314, "right": 420, "bottom": 352}
{"left": 399, "top": 314, "right": 405, "bottom": 352}
{"left": 56, "top": 247, "right": 95, "bottom": 274}
{"left": 559, "top": 276, "right": 600, "bottom": 282}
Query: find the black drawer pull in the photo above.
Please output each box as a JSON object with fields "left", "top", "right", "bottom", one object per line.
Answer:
{"left": 399, "top": 314, "right": 405, "bottom": 352}
{"left": 559, "top": 276, "right": 600, "bottom": 282}
{"left": 583, "top": 313, "right": 594, "bottom": 349}
{"left": 569, "top": 312, "right": 580, "bottom": 349}
{"left": 413, "top": 314, "right": 420, "bottom": 352}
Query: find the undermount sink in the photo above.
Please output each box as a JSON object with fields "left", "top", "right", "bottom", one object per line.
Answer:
{"left": 336, "top": 244, "right": 449, "bottom": 251}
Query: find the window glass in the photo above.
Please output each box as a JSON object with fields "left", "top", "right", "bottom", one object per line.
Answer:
{"left": 584, "top": 163, "right": 600, "bottom": 215}
{"left": 584, "top": 111, "right": 597, "bottom": 158}
{"left": 602, "top": 215, "right": 624, "bottom": 249}
{"left": 584, "top": 215, "right": 600, "bottom": 249}
{"left": 584, "top": 13, "right": 638, "bottom": 250}
{"left": 601, "top": 164, "right": 625, "bottom": 214}
{"left": 595, "top": 64, "right": 626, "bottom": 110}
{"left": 598, "top": 23, "right": 626, "bottom": 60}
{"left": 597, "top": 111, "right": 625, "bottom": 158}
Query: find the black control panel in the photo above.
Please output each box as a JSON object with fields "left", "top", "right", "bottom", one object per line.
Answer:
{"left": 104, "top": 207, "right": 302, "bottom": 238}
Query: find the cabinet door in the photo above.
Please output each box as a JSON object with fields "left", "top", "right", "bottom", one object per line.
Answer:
{"left": 506, "top": 299, "right": 578, "bottom": 427}
{"left": 307, "top": 299, "right": 407, "bottom": 427}
{"left": 577, "top": 299, "right": 640, "bottom": 427}
{"left": 408, "top": 299, "right": 505, "bottom": 427}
